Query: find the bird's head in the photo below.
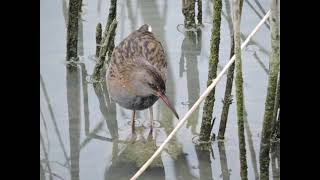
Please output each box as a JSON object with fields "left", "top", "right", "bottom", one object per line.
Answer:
{"left": 130, "top": 64, "right": 179, "bottom": 119}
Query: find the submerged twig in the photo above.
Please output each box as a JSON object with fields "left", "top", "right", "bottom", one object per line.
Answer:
{"left": 40, "top": 75, "right": 70, "bottom": 167}
{"left": 199, "top": 0, "right": 222, "bottom": 144}
{"left": 259, "top": 0, "right": 280, "bottom": 179}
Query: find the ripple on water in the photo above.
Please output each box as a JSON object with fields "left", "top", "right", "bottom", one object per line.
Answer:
{"left": 126, "top": 118, "right": 142, "bottom": 127}
{"left": 176, "top": 23, "right": 205, "bottom": 34}
{"left": 142, "top": 120, "right": 161, "bottom": 128}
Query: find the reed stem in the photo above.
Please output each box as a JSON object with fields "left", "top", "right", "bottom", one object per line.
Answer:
{"left": 197, "top": 0, "right": 202, "bottom": 25}
{"left": 92, "top": 20, "right": 117, "bottom": 82}
{"left": 199, "top": 0, "right": 222, "bottom": 144}
{"left": 259, "top": 0, "right": 280, "bottom": 179}
{"left": 233, "top": 0, "right": 248, "bottom": 178}
{"left": 96, "top": 23, "right": 102, "bottom": 57}
{"left": 218, "top": 0, "right": 243, "bottom": 140}
{"left": 66, "top": 0, "right": 81, "bottom": 60}
{"left": 182, "top": 0, "right": 196, "bottom": 29}
{"left": 101, "top": 0, "right": 117, "bottom": 44}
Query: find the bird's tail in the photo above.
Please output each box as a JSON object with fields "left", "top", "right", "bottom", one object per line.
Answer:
{"left": 139, "top": 24, "right": 152, "bottom": 32}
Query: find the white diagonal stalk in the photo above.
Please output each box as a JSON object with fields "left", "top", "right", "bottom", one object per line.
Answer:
{"left": 130, "top": 10, "right": 271, "bottom": 180}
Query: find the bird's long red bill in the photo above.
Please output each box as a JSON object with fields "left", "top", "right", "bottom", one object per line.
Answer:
{"left": 157, "top": 92, "right": 179, "bottom": 119}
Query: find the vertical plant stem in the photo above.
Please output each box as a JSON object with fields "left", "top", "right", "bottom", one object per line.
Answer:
{"left": 218, "top": 0, "right": 243, "bottom": 140}
{"left": 101, "top": 0, "right": 117, "bottom": 44}
{"left": 197, "top": 0, "right": 202, "bottom": 25}
{"left": 233, "top": 0, "right": 248, "bottom": 178}
{"left": 259, "top": 0, "right": 280, "bottom": 178}
{"left": 199, "top": 0, "right": 222, "bottom": 143}
{"left": 66, "top": 0, "right": 81, "bottom": 60}
{"left": 96, "top": 23, "right": 102, "bottom": 57}
{"left": 271, "top": 74, "right": 280, "bottom": 133}
{"left": 182, "top": 0, "right": 196, "bottom": 29}
{"left": 92, "top": 20, "right": 117, "bottom": 82}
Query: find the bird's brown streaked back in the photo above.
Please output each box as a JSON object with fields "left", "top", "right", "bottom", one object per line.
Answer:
{"left": 109, "top": 24, "right": 167, "bottom": 81}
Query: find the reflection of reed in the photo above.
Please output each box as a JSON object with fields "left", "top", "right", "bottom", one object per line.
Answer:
{"left": 40, "top": 131, "right": 54, "bottom": 180}
{"left": 61, "top": 0, "right": 68, "bottom": 27}
{"left": 66, "top": 65, "right": 81, "bottom": 180}
{"left": 271, "top": 141, "right": 280, "bottom": 180}
{"left": 40, "top": 162, "right": 45, "bottom": 180}
{"left": 40, "top": 74, "right": 69, "bottom": 167}
{"left": 40, "top": 108, "right": 50, "bottom": 151}
{"left": 252, "top": 51, "right": 269, "bottom": 74}
{"left": 79, "top": 62, "right": 117, "bottom": 149}
{"left": 173, "top": 153, "right": 193, "bottom": 180}
{"left": 93, "top": 82, "right": 118, "bottom": 139}
{"left": 180, "top": 30, "right": 201, "bottom": 134}
{"left": 218, "top": 141, "right": 230, "bottom": 180}
{"left": 126, "top": 0, "right": 137, "bottom": 31}
{"left": 97, "top": 0, "right": 101, "bottom": 15}
{"left": 195, "top": 146, "right": 213, "bottom": 180}
{"left": 253, "top": 0, "right": 267, "bottom": 15}
{"left": 243, "top": 106, "right": 259, "bottom": 180}
{"left": 244, "top": 0, "right": 270, "bottom": 29}
{"left": 240, "top": 33, "right": 270, "bottom": 55}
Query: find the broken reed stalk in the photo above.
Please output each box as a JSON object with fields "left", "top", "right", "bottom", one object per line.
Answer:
{"left": 101, "top": 0, "right": 117, "bottom": 44}
{"left": 233, "top": 0, "right": 248, "bottom": 178}
{"left": 197, "top": 0, "right": 202, "bottom": 25}
{"left": 105, "top": 0, "right": 117, "bottom": 59}
{"left": 96, "top": 23, "right": 102, "bottom": 57}
{"left": 218, "top": 0, "right": 243, "bottom": 140}
{"left": 92, "top": 20, "right": 117, "bottom": 82}
{"left": 66, "top": 0, "right": 81, "bottom": 60}
{"left": 259, "top": 0, "right": 280, "bottom": 179}
{"left": 182, "top": 0, "right": 196, "bottom": 29}
{"left": 130, "top": 10, "right": 271, "bottom": 180}
{"left": 199, "top": 0, "right": 222, "bottom": 143}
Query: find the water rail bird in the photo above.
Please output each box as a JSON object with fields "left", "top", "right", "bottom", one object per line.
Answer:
{"left": 106, "top": 24, "right": 179, "bottom": 134}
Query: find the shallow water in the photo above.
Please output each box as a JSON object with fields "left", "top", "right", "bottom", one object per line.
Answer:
{"left": 40, "top": 0, "right": 279, "bottom": 179}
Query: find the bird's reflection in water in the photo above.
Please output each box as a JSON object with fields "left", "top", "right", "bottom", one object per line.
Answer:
{"left": 105, "top": 128, "right": 165, "bottom": 180}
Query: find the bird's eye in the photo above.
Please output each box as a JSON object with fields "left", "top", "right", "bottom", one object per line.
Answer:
{"left": 148, "top": 83, "right": 156, "bottom": 89}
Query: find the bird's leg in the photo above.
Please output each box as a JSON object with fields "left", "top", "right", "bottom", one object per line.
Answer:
{"left": 149, "top": 107, "right": 153, "bottom": 135}
{"left": 131, "top": 110, "right": 136, "bottom": 134}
